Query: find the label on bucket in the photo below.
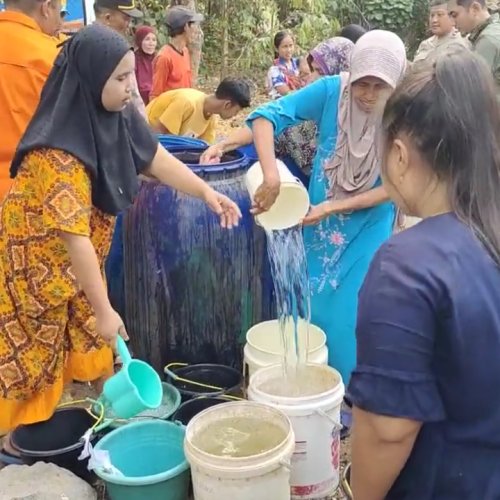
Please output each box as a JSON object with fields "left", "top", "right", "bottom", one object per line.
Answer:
{"left": 290, "top": 418, "right": 341, "bottom": 498}
{"left": 292, "top": 476, "right": 338, "bottom": 498}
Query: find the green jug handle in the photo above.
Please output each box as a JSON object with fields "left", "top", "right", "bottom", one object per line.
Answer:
{"left": 116, "top": 336, "right": 132, "bottom": 366}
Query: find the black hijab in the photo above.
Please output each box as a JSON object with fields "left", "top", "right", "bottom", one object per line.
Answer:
{"left": 10, "top": 24, "right": 158, "bottom": 215}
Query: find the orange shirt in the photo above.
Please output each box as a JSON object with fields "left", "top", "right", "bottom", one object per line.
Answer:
{"left": 0, "top": 11, "right": 59, "bottom": 200}
{"left": 150, "top": 44, "right": 192, "bottom": 100}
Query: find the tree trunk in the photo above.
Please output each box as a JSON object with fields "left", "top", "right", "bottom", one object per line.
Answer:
{"left": 220, "top": 0, "right": 229, "bottom": 78}
{"left": 170, "top": 0, "right": 204, "bottom": 84}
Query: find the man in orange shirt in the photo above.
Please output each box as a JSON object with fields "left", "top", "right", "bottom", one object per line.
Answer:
{"left": 150, "top": 5, "right": 204, "bottom": 100}
{"left": 0, "top": 0, "right": 61, "bottom": 200}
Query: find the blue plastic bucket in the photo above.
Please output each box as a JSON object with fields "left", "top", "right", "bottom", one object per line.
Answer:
{"left": 93, "top": 420, "right": 189, "bottom": 500}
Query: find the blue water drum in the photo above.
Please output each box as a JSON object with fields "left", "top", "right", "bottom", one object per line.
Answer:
{"left": 105, "top": 212, "right": 125, "bottom": 319}
{"left": 105, "top": 136, "right": 210, "bottom": 324}
{"left": 123, "top": 148, "right": 275, "bottom": 372}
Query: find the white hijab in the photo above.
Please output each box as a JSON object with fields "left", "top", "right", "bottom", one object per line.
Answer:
{"left": 325, "top": 30, "right": 407, "bottom": 200}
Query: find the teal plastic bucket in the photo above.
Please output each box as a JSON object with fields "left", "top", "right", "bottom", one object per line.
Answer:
{"left": 94, "top": 420, "right": 190, "bottom": 500}
{"left": 102, "top": 338, "right": 163, "bottom": 419}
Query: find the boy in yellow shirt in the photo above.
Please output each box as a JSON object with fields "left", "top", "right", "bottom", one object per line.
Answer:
{"left": 146, "top": 78, "right": 251, "bottom": 143}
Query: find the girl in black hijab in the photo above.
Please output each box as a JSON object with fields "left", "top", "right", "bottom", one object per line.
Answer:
{"left": 0, "top": 24, "right": 241, "bottom": 437}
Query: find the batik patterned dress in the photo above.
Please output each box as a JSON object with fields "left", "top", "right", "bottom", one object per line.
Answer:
{"left": 0, "top": 148, "right": 114, "bottom": 432}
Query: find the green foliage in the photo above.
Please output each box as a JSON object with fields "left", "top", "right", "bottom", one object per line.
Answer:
{"left": 138, "top": 0, "right": 431, "bottom": 80}
{"left": 363, "top": 0, "right": 415, "bottom": 33}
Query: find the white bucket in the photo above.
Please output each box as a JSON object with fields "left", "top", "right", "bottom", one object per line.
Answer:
{"left": 248, "top": 364, "right": 345, "bottom": 499}
{"left": 245, "top": 160, "right": 310, "bottom": 231}
{"left": 244, "top": 319, "right": 328, "bottom": 379}
{"left": 184, "top": 401, "right": 295, "bottom": 500}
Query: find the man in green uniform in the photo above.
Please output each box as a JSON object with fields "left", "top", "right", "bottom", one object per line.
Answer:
{"left": 449, "top": 0, "right": 500, "bottom": 96}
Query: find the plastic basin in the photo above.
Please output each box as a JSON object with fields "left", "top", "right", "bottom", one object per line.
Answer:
{"left": 94, "top": 420, "right": 190, "bottom": 500}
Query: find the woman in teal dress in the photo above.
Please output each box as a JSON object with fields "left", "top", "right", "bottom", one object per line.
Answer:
{"left": 247, "top": 31, "right": 407, "bottom": 385}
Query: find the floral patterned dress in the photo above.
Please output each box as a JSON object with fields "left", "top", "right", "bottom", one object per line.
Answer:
{"left": 0, "top": 149, "right": 114, "bottom": 432}
{"left": 248, "top": 77, "right": 395, "bottom": 385}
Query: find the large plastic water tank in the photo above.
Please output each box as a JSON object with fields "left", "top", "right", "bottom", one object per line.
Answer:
{"left": 123, "top": 147, "right": 275, "bottom": 372}
{"left": 105, "top": 136, "right": 210, "bottom": 324}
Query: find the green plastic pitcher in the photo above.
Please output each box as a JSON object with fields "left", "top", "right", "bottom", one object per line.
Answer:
{"left": 101, "top": 337, "right": 163, "bottom": 419}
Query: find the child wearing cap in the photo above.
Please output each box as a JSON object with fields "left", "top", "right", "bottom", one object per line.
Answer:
{"left": 150, "top": 5, "right": 203, "bottom": 99}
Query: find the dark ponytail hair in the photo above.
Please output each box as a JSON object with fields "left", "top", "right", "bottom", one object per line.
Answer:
{"left": 273, "top": 31, "right": 292, "bottom": 58}
{"left": 339, "top": 24, "right": 367, "bottom": 43}
{"left": 383, "top": 46, "right": 500, "bottom": 265}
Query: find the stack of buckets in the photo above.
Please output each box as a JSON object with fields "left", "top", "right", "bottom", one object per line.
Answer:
{"left": 88, "top": 338, "right": 190, "bottom": 500}
{"left": 184, "top": 323, "right": 344, "bottom": 500}
{"left": 183, "top": 160, "right": 346, "bottom": 500}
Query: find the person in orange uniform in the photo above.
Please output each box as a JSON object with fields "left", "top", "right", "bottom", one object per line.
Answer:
{"left": 0, "top": 0, "right": 61, "bottom": 201}
{"left": 150, "top": 5, "right": 203, "bottom": 100}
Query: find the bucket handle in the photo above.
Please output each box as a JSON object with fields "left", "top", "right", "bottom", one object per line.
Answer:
{"left": 116, "top": 337, "right": 132, "bottom": 366}
{"left": 164, "top": 363, "right": 227, "bottom": 394}
{"left": 279, "top": 459, "right": 291, "bottom": 472}
{"left": 315, "top": 409, "right": 342, "bottom": 431}
{"left": 57, "top": 398, "right": 114, "bottom": 435}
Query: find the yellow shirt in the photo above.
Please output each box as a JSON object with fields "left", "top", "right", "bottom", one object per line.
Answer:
{"left": 146, "top": 88, "right": 217, "bottom": 144}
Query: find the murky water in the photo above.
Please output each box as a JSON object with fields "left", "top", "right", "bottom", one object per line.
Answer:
{"left": 259, "top": 364, "right": 341, "bottom": 398}
{"left": 193, "top": 416, "right": 286, "bottom": 457}
{"left": 265, "top": 226, "right": 311, "bottom": 375}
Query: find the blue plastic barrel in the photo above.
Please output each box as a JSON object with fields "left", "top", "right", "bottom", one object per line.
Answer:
{"left": 105, "top": 136, "right": 210, "bottom": 324}
{"left": 105, "top": 212, "right": 125, "bottom": 319}
{"left": 123, "top": 148, "right": 275, "bottom": 372}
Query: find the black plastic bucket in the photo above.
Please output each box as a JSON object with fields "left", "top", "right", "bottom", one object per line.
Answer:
{"left": 165, "top": 364, "right": 243, "bottom": 402}
{"left": 10, "top": 407, "right": 97, "bottom": 481}
{"left": 172, "top": 397, "right": 234, "bottom": 426}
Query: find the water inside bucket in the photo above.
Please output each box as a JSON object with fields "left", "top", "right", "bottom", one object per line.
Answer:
{"left": 192, "top": 416, "right": 286, "bottom": 458}
{"left": 257, "top": 364, "right": 341, "bottom": 398}
{"left": 265, "top": 227, "right": 311, "bottom": 374}
{"left": 103, "top": 383, "right": 180, "bottom": 423}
